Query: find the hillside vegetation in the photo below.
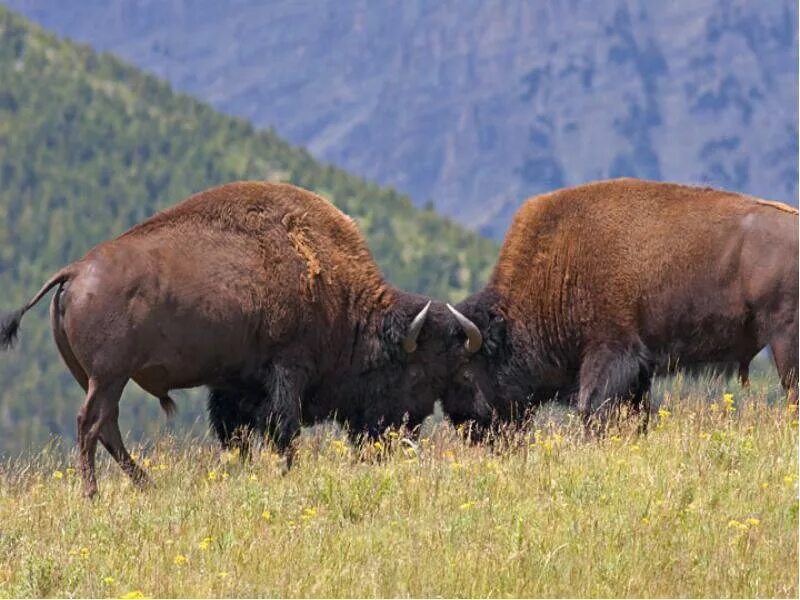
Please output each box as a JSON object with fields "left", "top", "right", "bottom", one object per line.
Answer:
{"left": 0, "top": 376, "right": 796, "bottom": 597}
{"left": 0, "top": 7, "right": 497, "bottom": 455}
{"left": 5, "top": 1, "right": 796, "bottom": 235}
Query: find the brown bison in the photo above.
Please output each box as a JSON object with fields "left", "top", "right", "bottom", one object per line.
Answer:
{"left": 0, "top": 181, "right": 463, "bottom": 496}
{"left": 443, "top": 178, "right": 799, "bottom": 431}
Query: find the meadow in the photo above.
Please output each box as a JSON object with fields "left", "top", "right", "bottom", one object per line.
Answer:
{"left": 0, "top": 373, "right": 797, "bottom": 598}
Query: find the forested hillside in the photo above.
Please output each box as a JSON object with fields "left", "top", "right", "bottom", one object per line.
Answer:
{"left": 5, "top": 0, "right": 796, "bottom": 237}
{"left": 0, "top": 7, "right": 497, "bottom": 455}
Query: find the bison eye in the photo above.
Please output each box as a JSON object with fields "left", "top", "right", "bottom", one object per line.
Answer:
{"left": 458, "top": 368, "right": 472, "bottom": 382}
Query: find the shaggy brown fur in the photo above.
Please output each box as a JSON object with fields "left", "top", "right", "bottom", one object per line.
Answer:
{"left": 444, "top": 178, "right": 798, "bottom": 430}
{"left": 0, "top": 182, "right": 453, "bottom": 497}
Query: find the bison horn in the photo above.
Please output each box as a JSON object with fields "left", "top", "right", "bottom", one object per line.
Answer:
{"left": 403, "top": 301, "right": 431, "bottom": 353}
{"left": 446, "top": 303, "right": 483, "bottom": 354}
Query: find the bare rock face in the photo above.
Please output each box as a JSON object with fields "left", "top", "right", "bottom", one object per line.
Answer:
{"left": 6, "top": 0, "right": 797, "bottom": 237}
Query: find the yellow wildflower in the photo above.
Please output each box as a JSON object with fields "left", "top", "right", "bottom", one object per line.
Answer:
{"left": 300, "top": 507, "right": 317, "bottom": 522}
{"left": 459, "top": 501, "right": 476, "bottom": 511}
{"left": 450, "top": 462, "right": 464, "bottom": 472}
{"left": 207, "top": 470, "right": 217, "bottom": 481}
{"left": 745, "top": 517, "right": 760, "bottom": 527}
{"left": 761, "top": 482, "right": 769, "bottom": 490}
{"left": 65, "top": 467, "right": 76, "bottom": 477}
{"left": 173, "top": 554, "right": 188, "bottom": 566}
{"left": 103, "top": 576, "right": 115, "bottom": 586}
{"left": 728, "top": 519, "right": 748, "bottom": 532}
{"left": 658, "top": 408, "right": 671, "bottom": 419}
{"left": 709, "top": 403, "right": 720, "bottom": 413}
{"left": 373, "top": 441, "right": 384, "bottom": 452}
{"left": 388, "top": 430, "right": 399, "bottom": 439}
{"left": 784, "top": 474, "right": 796, "bottom": 485}
{"left": 640, "top": 516, "right": 650, "bottom": 524}
{"left": 261, "top": 510, "right": 273, "bottom": 522}
{"left": 79, "top": 547, "right": 90, "bottom": 559}
{"left": 723, "top": 393, "right": 735, "bottom": 413}
{"left": 330, "top": 439, "right": 348, "bottom": 455}
{"left": 610, "top": 435, "right": 621, "bottom": 444}
{"left": 52, "top": 470, "right": 63, "bottom": 480}
{"left": 198, "top": 536, "right": 214, "bottom": 551}
{"left": 142, "top": 458, "right": 151, "bottom": 468}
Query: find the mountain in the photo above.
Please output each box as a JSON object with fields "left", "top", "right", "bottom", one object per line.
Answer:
{"left": 0, "top": 6, "right": 497, "bottom": 455}
{"left": 4, "top": 0, "right": 796, "bottom": 237}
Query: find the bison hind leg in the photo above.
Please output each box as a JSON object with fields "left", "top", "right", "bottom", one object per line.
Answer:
{"left": 79, "top": 375, "right": 150, "bottom": 497}
{"left": 577, "top": 342, "right": 652, "bottom": 434}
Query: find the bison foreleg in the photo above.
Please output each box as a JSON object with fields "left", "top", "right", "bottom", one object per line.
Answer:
{"left": 207, "top": 382, "right": 267, "bottom": 459}
{"left": 770, "top": 329, "right": 799, "bottom": 406}
{"left": 577, "top": 343, "right": 650, "bottom": 435}
{"left": 266, "top": 364, "right": 307, "bottom": 470}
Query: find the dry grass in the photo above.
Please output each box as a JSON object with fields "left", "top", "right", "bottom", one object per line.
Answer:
{"left": 0, "top": 379, "right": 797, "bottom": 598}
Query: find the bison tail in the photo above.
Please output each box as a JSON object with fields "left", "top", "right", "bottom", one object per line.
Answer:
{"left": 0, "top": 266, "right": 74, "bottom": 351}
{"left": 0, "top": 309, "right": 24, "bottom": 350}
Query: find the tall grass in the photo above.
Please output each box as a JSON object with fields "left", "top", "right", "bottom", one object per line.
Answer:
{"left": 0, "top": 375, "right": 797, "bottom": 598}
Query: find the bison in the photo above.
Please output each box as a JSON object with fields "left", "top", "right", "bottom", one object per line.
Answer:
{"left": 0, "top": 181, "right": 465, "bottom": 496}
{"left": 443, "top": 178, "right": 799, "bottom": 431}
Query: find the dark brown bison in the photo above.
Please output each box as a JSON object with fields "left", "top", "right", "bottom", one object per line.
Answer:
{"left": 443, "top": 178, "right": 799, "bottom": 431}
{"left": 0, "top": 181, "right": 460, "bottom": 496}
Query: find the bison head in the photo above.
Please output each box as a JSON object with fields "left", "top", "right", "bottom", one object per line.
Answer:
{"left": 440, "top": 288, "right": 512, "bottom": 432}
{"left": 366, "top": 295, "right": 463, "bottom": 432}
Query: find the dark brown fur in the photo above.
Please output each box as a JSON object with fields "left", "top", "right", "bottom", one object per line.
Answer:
{"left": 1, "top": 182, "right": 453, "bottom": 496}
{"left": 444, "top": 178, "right": 798, "bottom": 430}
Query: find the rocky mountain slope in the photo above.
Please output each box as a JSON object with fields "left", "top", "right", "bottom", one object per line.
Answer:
{"left": 5, "top": 0, "right": 797, "bottom": 237}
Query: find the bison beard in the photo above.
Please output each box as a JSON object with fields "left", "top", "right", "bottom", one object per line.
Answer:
{"left": 444, "top": 178, "right": 799, "bottom": 432}
{"left": 0, "top": 181, "right": 463, "bottom": 496}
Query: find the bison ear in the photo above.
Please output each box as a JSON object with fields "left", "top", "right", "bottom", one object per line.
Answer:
{"left": 379, "top": 308, "right": 410, "bottom": 361}
{"left": 380, "top": 301, "right": 431, "bottom": 358}
{"left": 482, "top": 314, "right": 508, "bottom": 359}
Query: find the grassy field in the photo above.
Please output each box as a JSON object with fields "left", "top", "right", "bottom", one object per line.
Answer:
{"left": 0, "top": 375, "right": 797, "bottom": 598}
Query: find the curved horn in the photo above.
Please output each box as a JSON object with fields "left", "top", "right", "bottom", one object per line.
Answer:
{"left": 402, "top": 300, "right": 431, "bottom": 353}
{"left": 446, "top": 303, "right": 483, "bottom": 354}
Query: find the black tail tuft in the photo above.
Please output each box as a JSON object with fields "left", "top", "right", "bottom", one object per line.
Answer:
{"left": 0, "top": 309, "right": 24, "bottom": 350}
